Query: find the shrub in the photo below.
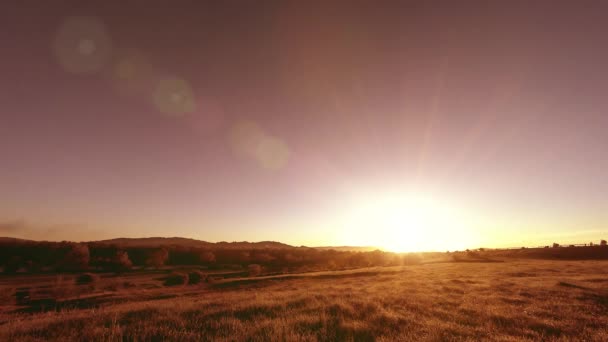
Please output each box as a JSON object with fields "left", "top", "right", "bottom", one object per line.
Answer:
{"left": 75, "top": 273, "right": 99, "bottom": 285}
{"left": 188, "top": 270, "right": 206, "bottom": 284}
{"left": 164, "top": 272, "right": 188, "bottom": 286}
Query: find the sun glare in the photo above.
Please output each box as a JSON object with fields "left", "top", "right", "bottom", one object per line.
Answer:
{"left": 342, "top": 192, "right": 475, "bottom": 252}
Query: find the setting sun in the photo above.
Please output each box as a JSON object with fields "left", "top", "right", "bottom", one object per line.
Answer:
{"left": 340, "top": 192, "right": 476, "bottom": 252}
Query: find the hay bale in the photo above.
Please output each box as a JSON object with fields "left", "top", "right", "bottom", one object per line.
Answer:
{"left": 188, "top": 270, "right": 206, "bottom": 285}
{"left": 164, "top": 272, "right": 188, "bottom": 286}
{"left": 75, "top": 273, "right": 100, "bottom": 285}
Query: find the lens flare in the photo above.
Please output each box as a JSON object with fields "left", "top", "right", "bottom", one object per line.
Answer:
{"left": 229, "top": 120, "right": 290, "bottom": 170}
{"left": 255, "top": 136, "right": 290, "bottom": 170}
{"left": 229, "top": 120, "right": 266, "bottom": 157}
{"left": 153, "top": 77, "right": 196, "bottom": 116}
{"left": 53, "top": 16, "right": 113, "bottom": 74}
{"left": 109, "top": 49, "right": 156, "bottom": 96}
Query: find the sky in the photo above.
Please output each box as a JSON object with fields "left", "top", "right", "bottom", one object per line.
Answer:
{"left": 1, "top": 1, "right": 608, "bottom": 251}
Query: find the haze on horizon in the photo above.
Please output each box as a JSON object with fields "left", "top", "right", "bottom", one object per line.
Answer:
{"left": 1, "top": 1, "right": 607, "bottom": 252}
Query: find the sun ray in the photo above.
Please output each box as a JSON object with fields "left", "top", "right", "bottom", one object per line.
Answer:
{"left": 416, "top": 56, "right": 449, "bottom": 183}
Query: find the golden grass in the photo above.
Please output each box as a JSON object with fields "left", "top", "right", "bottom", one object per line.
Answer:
{"left": 1, "top": 260, "right": 607, "bottom": 341}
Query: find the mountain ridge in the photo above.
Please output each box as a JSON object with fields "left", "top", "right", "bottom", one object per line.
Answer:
{"left": 0, "top": 236, "right": 376, "bottom": 251}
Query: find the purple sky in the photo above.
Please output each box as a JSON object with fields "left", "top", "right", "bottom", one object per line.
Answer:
{"left": 1, "top": 1, "right": 607, "bottom": 249}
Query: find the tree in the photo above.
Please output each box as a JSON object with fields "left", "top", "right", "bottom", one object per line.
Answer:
{"left": 601, "top": 240, "right": 607, "bottom": 247}
{"left": 60, "top": 243, "right": 90, "bottom": 271}
{"left": 239, "top": 251, "right": 251, "bottom": 264}
{"left": 552, "top": 243, "right": 560, "bottom": 248}
{"left": 101, "top": 250, "right": 133, "bottom": 272}
{"left": 146, "top": 248, "right": 169, "bottom": 269}
{"left": 253, "top": 252, "right": 275, "bottom": 263}
{"left": 282, "top": 253, "right": 301, "bottom": 264}
{"left": 3, "top": 256, "right": 23, "bottom": 274}
{"left": 198, "top": 251, "right": 216, "bottom": 264}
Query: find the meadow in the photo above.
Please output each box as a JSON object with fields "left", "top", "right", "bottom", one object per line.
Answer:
{"left": 1, "top": 259, "right": 607, "bottom": 341}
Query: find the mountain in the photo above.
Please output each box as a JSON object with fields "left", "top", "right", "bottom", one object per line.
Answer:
{"left": 94, "top": 237, "right": 295, "bottom": 249}
{"left": 0, "top": 236, "right": 372, "bottom": 251}
{"left": 0, "top": 237, "right": 35, "bottom": 244}
{"left": 96, "top": 237, "right": 213, "bottom": 248}
{"left": 313, "top": 246, "right": 380, "bottom": 252}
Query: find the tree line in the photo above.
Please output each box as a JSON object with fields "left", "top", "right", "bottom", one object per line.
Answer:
{"left": 0, "top": 240, "right": 421, "bottom": 274}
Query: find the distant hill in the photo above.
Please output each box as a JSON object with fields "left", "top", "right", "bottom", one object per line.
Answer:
{"left": 0, "top": 237, "right": 34, "bottom": 243}
{"left": 96, "top": 237, "right": 213, "bottom": 248}
{"left": 95, "top": 237, "right": 295, "bottom": 249}
{"left": 313, "top": 246, "right": 379, "bottom": 252}
{"left": 480, "top": 245, "right": 608, "bottom": 260}
{"left": 0, "top": 236, "right": 377, "bottom": 251}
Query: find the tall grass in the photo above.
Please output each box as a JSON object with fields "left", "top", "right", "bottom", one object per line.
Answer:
{"left": 1, "top": 260, "right": 607, "bottom": 341}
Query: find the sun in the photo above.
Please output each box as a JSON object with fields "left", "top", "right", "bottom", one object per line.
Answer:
{"left": 340, "top": 192, "right": 474, "bottom": 252}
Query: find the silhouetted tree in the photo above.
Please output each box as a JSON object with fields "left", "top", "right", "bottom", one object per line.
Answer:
{"left": 59, "top": 243, "right": 90, "bottom": 271}
{"left": 601, "top": 240, "right": 607, "bottom": 247}
{"left": 253, "top": 252, "right": 275, "bottom": 263}
{"left": 198, "top": 251, "right": 216, "bottom": 264}
{"left": 92, "top": 250, "right": 133, "bottom": 272}
{"left": 146, "top": 248, "right": 169, "bottom": 269}
{"left": 240, "top": 251, "right": 251, "bottom": 264}
{"left": 114, "top": 251, "right": 133, "bottom": 271}
{"left": 3, "top": 256, "right": 23, "bottom": 274}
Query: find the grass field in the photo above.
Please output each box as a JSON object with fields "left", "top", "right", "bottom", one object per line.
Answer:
{"left": 1, "top": 259, "right": 608, "bottom": 341}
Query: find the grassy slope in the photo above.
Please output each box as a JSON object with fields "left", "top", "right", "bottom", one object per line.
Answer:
{"left": 1, "top": 260, "right": 608, "bottom": 341}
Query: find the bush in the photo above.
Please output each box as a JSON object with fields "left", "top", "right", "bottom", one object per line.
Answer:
{"left": 75, "top": 273, "right": 99, "bottom": 285}
{"left": 164, "top": 272, "right": 188, "bottom": 286}
{"left": 188, "top": 270, "right": 206, "bottom": 284}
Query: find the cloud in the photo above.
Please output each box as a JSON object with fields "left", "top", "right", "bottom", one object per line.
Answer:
{"left": 0, "top": 219, "right": 27, "bottom": 234}
{"left": 0, "top": 219, "right": 96, "bottom": 241}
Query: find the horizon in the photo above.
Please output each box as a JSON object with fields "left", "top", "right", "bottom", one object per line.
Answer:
{"left": 2, "top": 1, "right": 608, "bottom": 252}
{"left": 1, "top": 234, "right": 606, "bottom": 254}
